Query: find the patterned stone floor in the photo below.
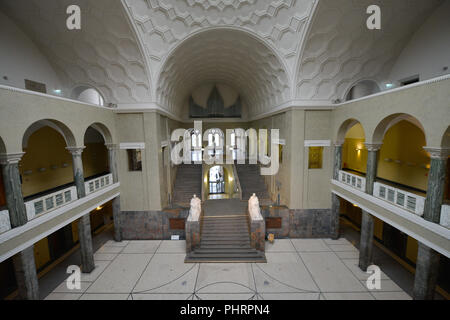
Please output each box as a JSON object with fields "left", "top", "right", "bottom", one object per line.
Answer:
{"left": 44, "top": 238, "right": 411, "bottom": 300}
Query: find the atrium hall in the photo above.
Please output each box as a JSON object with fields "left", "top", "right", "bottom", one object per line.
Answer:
{"left": 0, "top": 0, "right": 449, "bottom": 301}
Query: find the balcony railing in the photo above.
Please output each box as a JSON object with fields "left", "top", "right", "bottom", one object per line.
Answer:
{"left": 25, "top": 186, "right": 78, "bottom": 221}
{"left": 373, "top": 182, "right": 425, "bottom": 216}
{"left": 0, "top": 209, "right": 10, "bottom": 234}
{"left": 440, "top": 204, "right": 450, "bottom": 228}
{"left": 85, "top": 173, "right": 113, "bottom": 195}
{"left": 339, "top": 170, "right": 366, "bottom": 192}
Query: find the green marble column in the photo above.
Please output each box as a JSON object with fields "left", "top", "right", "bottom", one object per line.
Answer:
{"left": 413, "top": 148, "right": 448, "bottom": 299}
{"left": 333, "top": 143, "right": 343, "bottom": 180}
{"left": 12, "top": 245, "right": 39, "bottom": 300}
{"left": 364, "top": 143, "right": 381, "bottom": 195}
{"left": 106, "top": 144, "right": 119, "bottom": 184}
{"left": 358, "top": 143, "right": 381, "bottom": 271}
{"left": 0, "top": 153, "right": 27, "bottom": 228}
{"left": 112, "top": 196, "right": 122, "bottom": 242}
{"left": 67, "top": 146, "right": 95, "bottom": 273}
{"left": 331, "top": 193, "right": 340, "bottom": 239}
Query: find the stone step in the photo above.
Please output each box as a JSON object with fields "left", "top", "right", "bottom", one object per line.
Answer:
{"left": 185, "top": 252, "right": 266, "bottom": 263}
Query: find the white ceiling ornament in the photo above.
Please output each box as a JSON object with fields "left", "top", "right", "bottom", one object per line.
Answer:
{"left": 0, "top": 0, "right": 152, "bottom": 104}
{"left": 295, "top": 0, "right": 442, "bottom": 102}
{"left": 155, "top": 28, "right": 291, "bottom": 118}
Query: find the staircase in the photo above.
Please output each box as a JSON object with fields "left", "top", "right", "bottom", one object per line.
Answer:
{"left": 235, "top": 164, "right": 271, "bottom": 204}
{"left": 185, "top": 199, "right": 266, "bottom": 263}
{"left": 173, "top": 164, "right": 202, "bottom": 205}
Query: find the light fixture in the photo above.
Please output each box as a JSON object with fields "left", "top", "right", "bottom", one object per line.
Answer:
{"left": 385, "top": 83, "right": 393, "bottom": 89}
{"left": 54, "top": 89, "right": 62, "bottom": 94}
{"left": 204, "top": 177, "right": 207, "bottom": 183}
{"left": 353, "top": 204, "right": 358, "bottom": 207}
{"left": 229, "top": 176, "right": 233, "bottom": 182}
{"left": 96, "top": 206, "right": 103, "bottom": 211}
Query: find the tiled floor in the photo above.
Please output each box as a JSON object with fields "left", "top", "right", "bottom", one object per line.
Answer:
{"left": 44, "top": 238, "right": 411, "bottom": 300}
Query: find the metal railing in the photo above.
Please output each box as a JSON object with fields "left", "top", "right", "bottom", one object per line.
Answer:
{"left": 373, "top": 182, "right": 425, "bottom": 216}
{"left": 339, "top": 170, "right": 366, "bottom": 192}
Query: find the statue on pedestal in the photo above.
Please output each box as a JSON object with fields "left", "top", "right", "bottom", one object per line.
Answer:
{"left": 248, "top": 193, "right": 263, "bottom": 220}
{"left": 188, "top": 194, "right": 201, "bottom": 221}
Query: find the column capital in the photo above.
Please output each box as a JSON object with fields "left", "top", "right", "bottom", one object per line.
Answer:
{"left": 365, "top": 143, "right": 382, "bottom": 152}
{"left": 66, "top": 146, "right": 85, "bottom": 156}
{"left": 423, "top": 147, "right": 450, "bottom": 160}
{"left": 105, "top": 143, "right": 119, "bottom": 151}
{"left": 0, "top": 152, "right": 25, "bottom": 165}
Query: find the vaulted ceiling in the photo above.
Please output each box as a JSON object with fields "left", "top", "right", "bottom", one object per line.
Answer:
{"left": 0, "top": 0, "right": 443, "bottom": 118}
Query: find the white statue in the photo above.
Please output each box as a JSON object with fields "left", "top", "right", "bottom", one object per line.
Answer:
{"left": 248, "top": 193, "right": 263, "bottom": 220}
{"left": 188, "top": 194, "right": 201, "bottom": 221}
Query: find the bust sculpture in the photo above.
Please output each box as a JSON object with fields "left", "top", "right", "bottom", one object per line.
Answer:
{"left": 188, "top": 194, "right": 201, "bottom": 221}
{"left": 248, "top": 193, "right": 263, "bottom": 220}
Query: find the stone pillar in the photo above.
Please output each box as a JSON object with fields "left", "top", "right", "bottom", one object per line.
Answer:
{"left": 413, "top": 242, "right": 440, "bottom": 300}
{"left": 332, "top": 142, "right": 343, "bottom": 180}
{"left": 106, "top": 144, "right": 119, "bottom": 184}
{"left": 67, "top": 147, "right": 95, "bottom": 273}
{"left": 0, "top": 153, "right": 27, "bottom": 228}
{"left": 358, "top": 210, "right": 374, "bottom": 271}
{"left": 358, "top": 143, "right": 381, "bottom": 271}
{"left": 112, "top": 196, "right": 122, "bottom": 242}
{"left": 364, "top": 143, "right": 381, "bottom": 195}
{"left": 330, "top": 193, "right": 340, "bottom": 239}
{"left": 12, "top": 246, "right": 39, "bottom": 300}
{"left": 413, "top": 147, "right": 448, "bottom": 299}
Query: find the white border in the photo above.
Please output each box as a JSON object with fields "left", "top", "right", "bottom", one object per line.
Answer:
{"left": 119, "top": 142, "right": 145, "bottom": 149}
{"left": 304, "top": 140, "right": 331, "bottom": 147}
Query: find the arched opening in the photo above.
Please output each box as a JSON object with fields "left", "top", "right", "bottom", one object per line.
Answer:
{"left": 82, "top": 126, "right": 109, "bottom": 180}
{"left": 339, "top": 120, "right": 367, "bottom": 175}
{"left": 72, "top": 85, "right": 105, "bottom": 106}
{"left": 20, "top": 120, "right": 76, "bottom": 198}
{"left": 205, "top": 128, "right": 224, "bottom": 157}
{"left": 345, "top": 80, "right": 380, "bottom": 101}
{"left": 0, "top": 136, "right": 7, "bottom": 220}
{"left": 156, "top": 28, "right": 290, "bottom": 118}
{"left": 184, "top": 128, "right": 202, "bottom": 162}
{"left": 208, "top": 165, "right": 225, "bottom": 195}
{"left": 377, "top": 119, "right": 428, "bottom": 192}
{"left": 441, "top": 126, "right": 450, "bottom": 203}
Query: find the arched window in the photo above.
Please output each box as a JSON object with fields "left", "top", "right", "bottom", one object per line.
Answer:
{"left": 345, "top": 80, "right": 380, "bottom": 101}
{"left": 72, "top": 86, "right": 105, "bottom": 106}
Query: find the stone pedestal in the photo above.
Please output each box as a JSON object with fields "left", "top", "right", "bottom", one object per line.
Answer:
{"left": 0, "top": 153, "right": 27, "bottom": 228}
{"left": 250, "top": 219, "right": 265, "bottom": 252}
{"left": 358, "top": 210, "right": 374, "bottom": 271}
{"left": 12, "top": 246, "right": 39, "bottom": 300}
{"left": 67, "top": 147, "right": 95, "bottom": 273}
{"left": 413, "top": 242, "right": 440, "bottom": 300}
{"left": 112, "top": 196, "right": 122, "bottom": 242}
{"left": 330, "top": 193, "right": 340, "bottom": 240}
{"left": 185, "top": 219, "right": 200, "bottom": 253}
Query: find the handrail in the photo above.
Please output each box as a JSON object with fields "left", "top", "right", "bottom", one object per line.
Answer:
{"left": 374, "top": 181, "right": 425, "bottom": 216}
{"left": 232, "top": 163, "right": 243, "bottom": 200}
{"left": 0, "top": 209, "right": 11, "bottom": 234}
{"left": 85, "top": 173, "right": 113, "bottom": 195}
{"left": 440, "top": 204, "right": 450, "bottom": 228}
{"left": 339, "top": 170, "right": 366, "bottom": 192}
{"left": 25, "top": 186, "right": 78, "bottom": 221}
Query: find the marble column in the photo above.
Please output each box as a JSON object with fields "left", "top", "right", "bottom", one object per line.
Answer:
{"left": 67, "top": 146, "right": 95, "bottom": 273}
{"left": 112, "top": 196, "right": 122, "bottom": 242}
{"left": 0, "top": 153, "right": 27, "bottom": 228}
{"left": 364, "top": 143, "right": 381, "bottom": 195}
{"left": 413, "top": 147, "right": 448, "bottom": 299}
{"left": 358, "top": 210, "right": 374, "bottom": 271}
{"left": 358, "top": 143, "right": 381, "bottom": 271}
{"left": 413, "top": 242, "right": 440, "bottom": 300}
{"left": 12, "top": 246, "right": 39, "bottom": 300}
{"left": 332, "top": 142, "right": 343, "bottom": 180}
{"left": 330, "top": 193, "right": 340, "bottom": 240}
{"left": 106, "top": 144, "right": 119, "bottom": 184}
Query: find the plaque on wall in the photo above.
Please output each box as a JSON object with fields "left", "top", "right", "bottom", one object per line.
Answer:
{"left": 169, "top": 218, "right": 185, "bottom": 230}
{"left": 24, "top": 79, "right": 47, "bottom": 93}
{"left": 266, "top": 217, "right": 282, "bottom": 229}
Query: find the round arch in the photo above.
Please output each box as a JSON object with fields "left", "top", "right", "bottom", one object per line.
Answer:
{"left": 441, "top": 126, "right": 450, "bottom": 149}
{"left": 22, "top": 119, "right": 76, "bottom": 149}
{"left": 344, "top": 79, "right": 380, "bottom": 101}
{"left": 71, "top": 85, "right": 105, "bottom": 106}
{"left": 336, "top": 118, "right": 366, "bottom": 144}
{"left": 83, "top": 122, "right": 113, "bottom": 145}
{"left": 155, "top": 27, "right": 291, "bottom": 117}
{"left": 372, "top": 113, "right": 426, "bottom": 145}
